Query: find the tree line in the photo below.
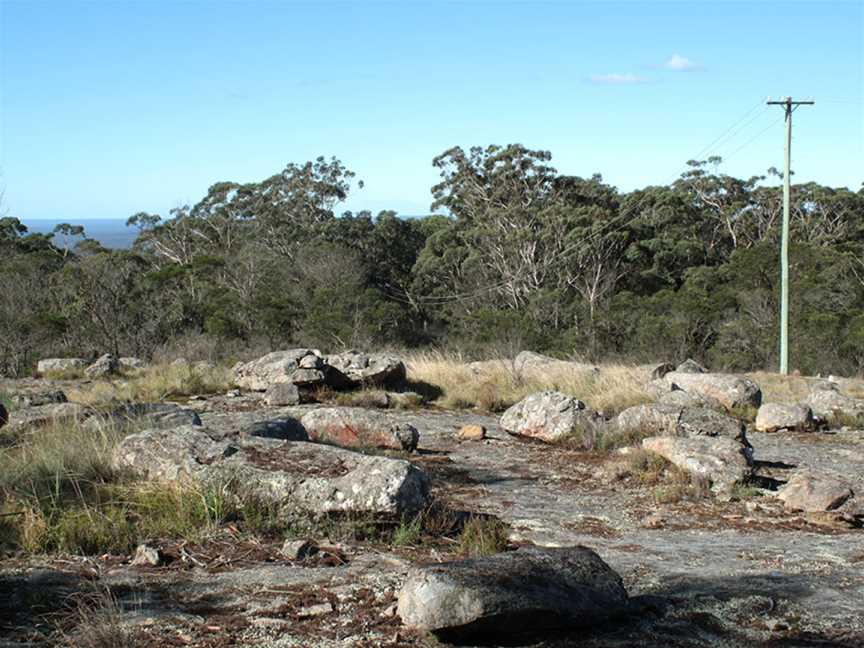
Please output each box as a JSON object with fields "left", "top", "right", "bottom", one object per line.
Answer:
{"left": 2, "top": 144, "right": 863, "bottom": 377}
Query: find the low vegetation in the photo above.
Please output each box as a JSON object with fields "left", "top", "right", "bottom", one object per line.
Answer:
{"left": 67, "top": 363, "right": 233, "bottom": 407}
{"left": 406, "top": 351, "right": 652, "bottom": 414}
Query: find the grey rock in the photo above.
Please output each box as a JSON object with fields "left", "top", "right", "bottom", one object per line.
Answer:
{"left": 650, "top": 362, "right": 676, "bottom": 380}
{"left": 675, "top": 358, "right": 708, "bottom": 374}
{"left": 84, "top": 403, "right": 202, "bottom": 431}
{"left": 755, "top": 403, "right": 814, "bottom": 433}
{"left": 242, "top": 418, "right": 308, "bottom": 441}
{"left": 617, "top": 404, "right": 747, "bottom": 444}
{"left": 281, "top": 539, "right": 318, "bottom": 560}
{"left": 113, "top": 425, "right": 430, "bottom": 517}
{"left": 777, "top": 470, "right": 854, "bottom": 512}
{"left": 6, "top": 402, "right": 86, "bottom": 433}
{"left": 300, "top": 407, "right": 419, "bottom": 451}
{"left": 112, "top": 425, "right": 230, "bottom": 482}
{"left": 806, "top": 388, "right": 864, "bottom": 423}
{"left": 663, "top": 371, "right": 762, "bottom": 410}
{"left": 642, "top": 435, "right": 753, "bottom": 496}
{"left": 514, "top": 351, "right": 599, "bottom": 375}
{"left": 119, "top": 357, "right": 146, "bottom": 371}
{"left": 325, "top": 350, "right": 406, "bottom": 386}
{"left": 658, "top": 388, "right": 723, "bottom": 410}
{"left": 233, "top": 349, "right": 337, "bottom": 391}
{"left": 397, "top": 546, "right": 628, "bottom": 640}
{"left": 500, "top": 391, "right": 599, "bottom": 443}
{"left": 85, "top": 354, "right": 120, "bottom": 378}
{"left": 263, "top": 382, "right": 300, "bottom": 406}
{"left": 10, "top": 390, "right": 67, "bottom": 408}
{"left": 36, "top": 358, "right": 86, "bottom": 374}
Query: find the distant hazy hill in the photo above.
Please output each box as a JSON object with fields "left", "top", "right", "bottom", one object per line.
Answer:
{"left": 21, "top": 219, "right": 137, "bottom": 250}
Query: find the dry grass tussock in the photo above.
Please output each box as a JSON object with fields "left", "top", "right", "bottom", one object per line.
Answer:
{"left": 405, "top": 350, "right": 653, "bottom": 414}
{"left": 0, "top": 416, "right": 285, "bottom": 555}
{"left": 67, "top": 362, "right": 234, "bottom": 407}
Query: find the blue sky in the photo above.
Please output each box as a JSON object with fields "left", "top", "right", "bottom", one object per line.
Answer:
{"left": 1, "top": 0, "right": 861, "bottom": 220}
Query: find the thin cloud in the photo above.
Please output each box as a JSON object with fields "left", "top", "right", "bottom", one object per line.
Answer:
{"left": 665, "top": 54, "right": 701, "bottom": 71}
{"left": 587, "top": 73, "right": 646, "bottom": 85}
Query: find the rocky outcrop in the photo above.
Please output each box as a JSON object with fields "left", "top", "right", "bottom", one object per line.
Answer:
{"left": 617, "top": 403, "right": 747, "bottom": 444}
{"left": 299, "top": 407, "right": 419, "bottom": 451}
{"left": 657, "top": 388, "right": 723, "bottom": 410}
{"left": 113, "top": 425, "right": 430, "bottom": 517}
{"left": 805, "top": 383, "right": 864, "bottom": 423}
{"left": 119, "top": 357, "right": 146, "bottom": 371}
{"left": 777, "top": 470, "right": 855, "bottom": 513}
{"left": 10, "top": 390, "right": 67, "bottom": 408}
{"left": 397, "top": 546, "right": 628, "bottom": 641}
{"left": 234, "top": 349, "right": 352, "bottom": 391}
{"left": 514, "top": 351, "right": 598, "bottom": 375}
{"left": 325, "top": 351, "right": 406, "bottom": 387}
{"left": 85, "top": 354, "right": 120, "bottom": 378}
{"left": 6, "top": 403, "right": 87, "bottom": 433}
{"left": 233, "top": 349, "right": 333, "bottom": 391}
{"left": 263, "top": 382, "right": 301, "bottom": 406}
{"left": 84, "top": 403, "right": 202, "bottom": 431}
{"left": 663, "top": 371, "right": 762, "bottom": 411}
{"left": 641, "top": 435, "right": 753, "bottom": 496}
{"left": 36, "top": 358, "right": 86, "bottom": 374}
{"left": 650, "top": 362, "right": 676, "bottom": 380}
{"left": 755, "top": 403, "right": 814, "bottom": 433}
{"left": 675, "top": 359, "right": 707, "bottom": 374}
{"left": 500, "top": 391, "right": 600, "bottom": 443}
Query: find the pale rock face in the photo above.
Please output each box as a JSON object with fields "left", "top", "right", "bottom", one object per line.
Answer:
{"left": 299, "top": 407, "right": 419, "bottom": 451}
{"left": 233, "top": 349, "right": 329, "bottom": 390}
{"left": 663, "top": 371, "right": 762, "bottom": 411}
{"left": 83, "top": 403, "right": 202, "bottom": 431}
{"left": 397, "top": 546, "right": 628, "bottom": 641}
{"left": 806, "top": 387, "right": 864, "bottom": 422}
{"left": 755, "top": 403, "right": 814, "bottom": 433}
{"left": 499, "top": 391, "right": 599, "bottom": 443}
{"left": 641, "top": 435, "right": 753, "bottom": 496}
{"left": 112, "top": 425, "right": 429, "bottom": 517}
{"left": 85, "top": 354, "right": 120, "bottom": 378}
{"left": 777, "top": 470, "right": 855, "bottom": 512}
{"left": 119, "top": 357, "right": 146, "bottom": 371}
{"left": 6, "top": 402, "right": 86, "bottom": 433}
{"left": 263, "top": 382, "right": 301, "bottom": 406}
{"left": 675, "top": 359, "right": 708, "bottom": 374}
{"left": 325, "top": 351, "right": 406, "bottom": 386}
{"left": 36, "top": 358, "right": 86, "bottom": 374}
{"left": 617, "top": 403, "right": 747, "bottom": 444}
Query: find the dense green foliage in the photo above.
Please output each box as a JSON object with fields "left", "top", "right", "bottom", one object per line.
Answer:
{"left": 2, "top": 146, "right": 863, "bottom": 375}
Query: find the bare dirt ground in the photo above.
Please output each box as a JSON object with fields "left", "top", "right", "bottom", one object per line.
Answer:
{"left": 1, "top": 391, "right": 863, "bottom": 647}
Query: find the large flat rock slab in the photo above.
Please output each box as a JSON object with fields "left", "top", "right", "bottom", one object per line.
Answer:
{"left": 113, "top": 425, "right": 430, "bottom": 517}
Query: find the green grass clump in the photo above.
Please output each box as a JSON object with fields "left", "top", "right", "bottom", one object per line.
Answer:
{"left": 456, "top": 515, "right": 509, "bottom": 557}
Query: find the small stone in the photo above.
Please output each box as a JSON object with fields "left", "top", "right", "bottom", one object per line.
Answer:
{"left": 130, "top": 544, "right": 162, "bottom": 567}
{"left": 457, "top": 425, "right": 486, "bottom": 441}
{"left": 281, "top": 539, "right": 318, "bottom": 560}
{"left": 226, "top": 389, "right": 241, "bottom": 398}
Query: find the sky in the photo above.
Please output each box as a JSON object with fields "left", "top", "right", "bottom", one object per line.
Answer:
{"left": 1, "top": 0, "right": 862, "bottom": 221}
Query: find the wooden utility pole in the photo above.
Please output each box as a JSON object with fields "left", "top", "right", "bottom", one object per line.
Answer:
{"left": 766, "top": 97, "right": 814, "bottom": 375}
